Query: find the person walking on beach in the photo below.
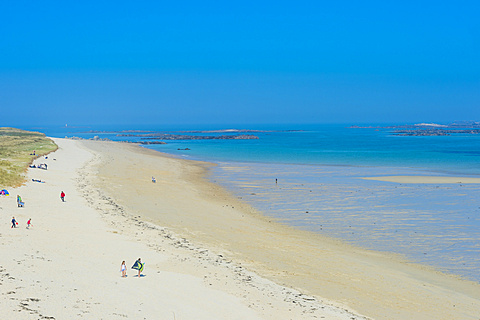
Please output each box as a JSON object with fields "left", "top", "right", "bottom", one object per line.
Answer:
{"left": 11, "top": 217, "right": 17, "bottom": 228}
{"left": 132, "top": 258, "right": 144, "bottom": 277}
{"left": 60, "top": 191, "right": 65, "bottom": 202}
{"left": 120, "top": 261, "right": 127, "bottom": 277}
{"left": 17, "top": 195, "right": 23, "bottom": 207}
{"left": 152, "top": 177, "right": 156, "bottom": 183}
{"left": 27, "top": 218, "right": 32, "bottom": 229}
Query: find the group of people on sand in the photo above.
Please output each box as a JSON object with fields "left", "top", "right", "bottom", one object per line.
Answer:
{"left": 7, "top": 150, "right": 66, "bottom": 234}
{"left": 8, "top": 154, "right": 65, "bottom": 227}
{"left": 15, "top": 192, "right": 65, "bottom": 207}
{"left": 29, "top": 163, "right": 47, "bottom": 170}
{"left": 29, "top": 162, "right": 47, "bottom": 183}
{"left": 12, "top": 151, "right": 147, "bottom": 280}
{"left": 10, "top": 192, "right": 65, "bottom": 228}
{"left": 11, "top": 217, "right": 32, "bottom": 229}
{"left": 121, "top": 258, "right": 145, "bottom": 278}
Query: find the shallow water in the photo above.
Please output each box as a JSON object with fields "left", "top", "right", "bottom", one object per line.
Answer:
{"left": 33, "top": 124, "right": 480, "bottom": 281}
{"left": 210, "top": 162, "right": 480, "bottom": 282}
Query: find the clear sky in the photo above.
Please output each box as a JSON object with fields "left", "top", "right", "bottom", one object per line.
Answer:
{"left": 1, "top": 0, "right": 479, "bottom": 126}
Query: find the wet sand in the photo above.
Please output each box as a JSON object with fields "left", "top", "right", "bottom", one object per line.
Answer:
{"left": 211, "top": 162, "right": 480, "bottom": 282}
{"left": 80, "top": 140, "right": 480, "bottom": 320}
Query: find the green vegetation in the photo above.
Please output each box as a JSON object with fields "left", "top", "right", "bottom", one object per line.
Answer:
{"left": 0, "top": 127, "right": 58, "bottom": 187}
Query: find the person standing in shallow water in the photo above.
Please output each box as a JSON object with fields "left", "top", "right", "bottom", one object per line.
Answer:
{"left": 60, "top": 191, "right": 65, "bottom": 202}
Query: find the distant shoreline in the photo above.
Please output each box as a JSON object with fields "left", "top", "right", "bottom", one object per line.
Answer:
{"left": 42, "top": 123, "right": 480, "bottom": 178}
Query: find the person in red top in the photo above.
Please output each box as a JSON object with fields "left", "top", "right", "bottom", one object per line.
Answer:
{"left": 60, "top": 191, "right": 65, "bottom": 202}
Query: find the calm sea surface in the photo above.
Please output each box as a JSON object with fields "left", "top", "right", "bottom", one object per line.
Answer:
{"left": 33, "top": 124, "right": 480, "bottom": 281}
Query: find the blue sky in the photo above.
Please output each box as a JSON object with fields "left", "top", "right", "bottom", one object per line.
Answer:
{"left": 1, "top": 0, "right": 479, "bottom": 126}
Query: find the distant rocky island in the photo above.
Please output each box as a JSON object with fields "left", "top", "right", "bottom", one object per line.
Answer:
{"left": 118, "top": 133, "right": 259, "bottom": 140}
{"left": 76, "top": 128, "right": 308, "bottom": 142}
{"left": 392, "top": 129, "right": 480, "bottom": 136}
{"left": 66, "top": 136, "right": 167, "bottom": 145}
{"left": 350, "top": 121, "right": 480, "bottom": 136}
{"left": 82, "top": 129, "right": 302, "bottom": 134}
{"left": 178, "top": 129, "right": 303, "bottom": 133}
{"left": 81, "top": 130, "right": 154, "bottom": 134}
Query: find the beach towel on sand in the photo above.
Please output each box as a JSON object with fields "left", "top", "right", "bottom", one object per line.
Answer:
{"left": 132, "top": 261, "right": 144, "bottom": 272}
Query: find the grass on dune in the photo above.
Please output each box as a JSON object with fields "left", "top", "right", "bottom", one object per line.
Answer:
{"left": 0, "top": 127, "right": 58, "bottom": 188}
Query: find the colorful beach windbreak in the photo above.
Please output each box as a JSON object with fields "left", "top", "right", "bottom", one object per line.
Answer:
{"left": 35, "top": 123, "right": 480, "bottom": 282}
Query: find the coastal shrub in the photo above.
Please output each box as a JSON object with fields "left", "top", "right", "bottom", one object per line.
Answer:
{"left": 0, "top": 127, "right": 57, "bottom": 188}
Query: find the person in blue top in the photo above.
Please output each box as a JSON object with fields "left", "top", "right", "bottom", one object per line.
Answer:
{"left": 11, "top": 217, "right": 17, "bottom": 228}
{"left": 132, "top": 258, "right": 145, "bottom": 277}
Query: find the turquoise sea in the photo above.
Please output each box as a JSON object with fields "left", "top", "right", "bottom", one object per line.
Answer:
{"left": 31, "top": 124, "right": 480, "bottom": 282}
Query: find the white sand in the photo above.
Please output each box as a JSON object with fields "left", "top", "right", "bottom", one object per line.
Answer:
{"left": 0, "top": 138, "right": 365, "bottom": 320}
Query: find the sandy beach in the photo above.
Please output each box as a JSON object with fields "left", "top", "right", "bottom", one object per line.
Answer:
{"left": 2, "top": 138, "right": 480, "bottom": 319}
{"left": 0, "top": 138, "right": 366, "bottom": 320}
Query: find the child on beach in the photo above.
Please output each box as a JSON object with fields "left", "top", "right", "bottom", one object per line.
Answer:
{"left": 11, "top": 217, "right": 17, "bottom": 228}
{"left": 120, "top": 261, "right": 127, "bottom": 277}
{"left": 27, "top": 218, "right": 32, "bottom": 229}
